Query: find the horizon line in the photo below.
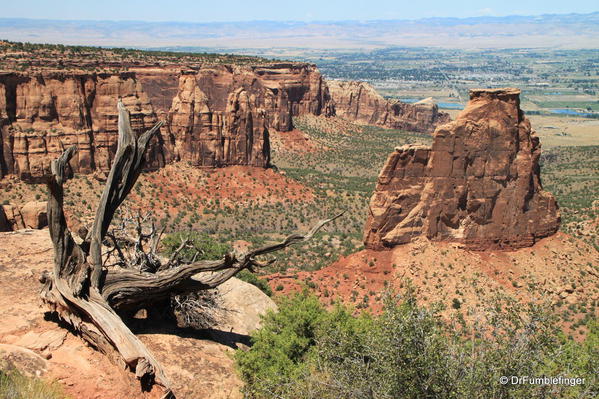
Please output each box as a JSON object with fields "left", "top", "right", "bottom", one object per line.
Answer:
{"left": 1, "top": 10, "right": 598, "bottom": 25}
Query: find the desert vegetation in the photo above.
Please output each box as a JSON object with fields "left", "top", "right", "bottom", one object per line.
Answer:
{"left": 0, "top": 362, "right": 69, "bottom": 399}
{"left": 0, "top": 40, "right": 272, "bottom": 72}
{"left": 0, "top": 40, "right": 596, "bottom": 399}
{"left": 540, "top": 146, "right": 599, "bottom": 250}
{"left": 36, "top": 102, "right": 339, "bottom": 397}
{"left": 236, "top": 290, "right": 598, "bottom": 399}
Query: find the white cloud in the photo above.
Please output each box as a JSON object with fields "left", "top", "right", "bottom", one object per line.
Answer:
{"left": 475, "top": 8, "right": 496, "bottom": 16}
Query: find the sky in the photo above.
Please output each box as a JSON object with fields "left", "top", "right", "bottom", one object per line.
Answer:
{"left": 1, "top": 0, "right": 598, "bottom": 22}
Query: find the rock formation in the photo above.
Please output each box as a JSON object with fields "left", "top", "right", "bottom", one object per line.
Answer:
{"left": 0, "top": 205, "right": 9, "bottom": 232}
{"left": 251, "top": 63, "right": 334, "bottom": 131}
{"left": 364, "top": 88, "right": 560, "bottom": 250}
{"left": 328, "top": 80, "right": 451, "bottom": 133}
{"left": 20, "top": 201, "right": 48, "bottom": 229}
{"left": 166, "top": 68, "right": 271, "bottom": 168}
{"left": 0, "top": 201, "right": 47, "bottom": 231}
{"left": 0, "top": 71, "right": 162, "bottom": 181}
{"left": 0, "top": 204, "right": 25, "bottom": 230}
{"left": 0, "top": 63, "right": 333, "bottom": 180}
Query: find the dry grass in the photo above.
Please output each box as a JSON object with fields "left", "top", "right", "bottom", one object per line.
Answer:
{"left": 0, "top": 363, "right": 69, "bottom": 399}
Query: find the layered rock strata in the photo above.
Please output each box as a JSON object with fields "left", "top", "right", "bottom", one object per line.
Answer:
{"left": 0, "top": 201, "right": 47, "bottom": 231}
{"left": 364, "top": 88, "right": 560, "bottom": 250}
{"left": 0, "top": 72, "right": 162, "bottom": 181}
{"left": 0, "top": 63, "right": 333, "bottom": 180}
{"left": 328, "top": 80, "right": 451, "bottom": 133}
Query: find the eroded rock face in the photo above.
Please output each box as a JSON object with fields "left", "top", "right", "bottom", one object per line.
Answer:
{"left": 1, "top": 204, "right": 25, "bottom": 230}
{"left": 167, "top": 68, "right": 271, "bottom": 168}
{"left": 0, "top": 63, "right": 333, "bottom": 180}
{"left": 364, "top": 88, "right": 560, "bottom": 250}
{"left": 252, "top": 63, "right": 334, "bottom": 131}
{"left": 0, "top": 72, "right": 163, "bottom": 181}
{"left": 328, "top": 80, "right": 451, "bottom": 133}
{"left": 0, "top": 205, "right": 9, "bottom": 232}
{"left": 0, "top": 202, "right": 47, "bottom": 230}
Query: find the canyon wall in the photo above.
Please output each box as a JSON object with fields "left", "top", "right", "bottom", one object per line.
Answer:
{"left": 0, "top": 71, "right": 162, "bottom": 181}
{"left": 0, "top": 63, "right": 333, "bottom": 180}
{"left": 166, "top": 63, "right": 333, "bottom": 167}
{"left": 328, "top": 80, "right": 451, "bottom": 133}
{"left": 364, "top": 88, "right": 560, "bottom": 250}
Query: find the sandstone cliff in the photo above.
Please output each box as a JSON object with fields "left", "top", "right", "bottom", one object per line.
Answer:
{"left": 328, "top": 80, "right": 451, "bottom": 133}
{"left": 0, "top": 201, "right": 47, "bottom": 231}
{"left": 252, "top": 63, "right": 334, "bottom": 131}
{"left": 0, "top": 72, "right": 163, "bottom": 181}
{"left": 0, "top": 63, "right": 333, "bottom": 180}
{"left": 364, "top": 88, "right": 560, "bottom": 250}
{"left": 167, "top": 69, "right": 270, "bottom": 167}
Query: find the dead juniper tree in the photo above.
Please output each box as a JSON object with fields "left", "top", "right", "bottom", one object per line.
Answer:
{"left": 40, "top": 101, "right": 341, "bottom": 398}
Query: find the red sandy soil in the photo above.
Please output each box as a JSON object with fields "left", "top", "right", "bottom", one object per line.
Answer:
{"left": 0, "top": 230, "right": 162, "bottom": 399}
{"left": 268, "top": 233, "right": 599, "bottom": 337}
{"left": 126, "top": 163, "right": 314, "bottom": 213}
{"left": 270, "top": 129, "right": 321, "bottom": 153}
{"left": 1, "top": 163, "right": 314, "bottom": 230}
{"left": 0, "top": 229, "right": 245, "bottom": 399}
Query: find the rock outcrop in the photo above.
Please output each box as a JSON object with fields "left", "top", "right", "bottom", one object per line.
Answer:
{"left": 20, "top": 201, "right": 48, "bottom": 229}
{"left": 0, "top": 63, "right": 333, "bottom": 180}
{"left": 0, "top": 205, "right": 9, "bottom": 232}
{"left": 0, "top": 204, "right": 25, "bottom": 230}
{"left": 0, "top": 229, "right": 277, "bottom": 399}
{"left": 0, "top": 201, "right": 47, "bottom": 230}
{"left": 328, "top": 80, "right": 451, "bottom": 133}
{"left": 364, "top": 88, "right": 560, "bottom": 250}
{"left": 167, "top": 68, "right": 271, "bottom": 168}
{"left": 251, "top": 63, "right": 334, "bottom": 131}
{"left": 0, "top": 71, "right": 163, "bottom": 181}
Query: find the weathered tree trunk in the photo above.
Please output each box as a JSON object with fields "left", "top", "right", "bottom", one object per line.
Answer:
{"left": 40, "top": 101, "right": 340, "bottom": 398}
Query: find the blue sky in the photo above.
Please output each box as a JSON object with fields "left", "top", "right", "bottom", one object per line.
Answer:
{"left": 2, "top": 0, "right": 597, "bottom": 22}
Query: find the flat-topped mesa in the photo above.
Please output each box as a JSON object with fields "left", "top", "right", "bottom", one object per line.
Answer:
{"left": 328, "top": 80, "right": 451, "bottom": 133}
{"left": 0, "top": 63, "right": 333, "bottom": 180}
{"left": 364, "top": 88, "right": 560, "bottom": 251}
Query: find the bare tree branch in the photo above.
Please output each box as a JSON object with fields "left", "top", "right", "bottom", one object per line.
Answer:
{"left": 89, "top": 101, "right": 163, "bottom": 288}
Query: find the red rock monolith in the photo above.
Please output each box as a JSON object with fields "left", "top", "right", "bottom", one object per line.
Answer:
{"left": 364, "top": 88, "right": 560, "bottom": 250}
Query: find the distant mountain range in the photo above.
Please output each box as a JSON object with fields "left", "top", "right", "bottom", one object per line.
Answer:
{"left": 1, "top": 12, "right": 598, "bottom": 49}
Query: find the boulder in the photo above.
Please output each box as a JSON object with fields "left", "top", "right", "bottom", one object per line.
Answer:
{"left": 216, "top": 276, "right": 277, "bottom": 336}
{"left": 0, "top": 344, "right": 48, "bottom": 378}
{"left": 20, "top": 201, "right": 48, "bottom": 229}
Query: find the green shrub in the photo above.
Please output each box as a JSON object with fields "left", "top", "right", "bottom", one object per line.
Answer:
{"left": 234, "top": 292, "right": 328, "bottom": 397}
{"left": 161, "top": 231, "right": 231, "bottom": 261}
{"left": 235, "top": 290, "right": 598, "bottom": 399}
